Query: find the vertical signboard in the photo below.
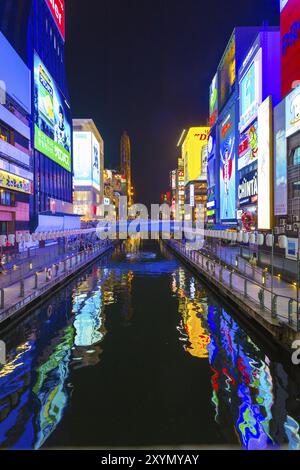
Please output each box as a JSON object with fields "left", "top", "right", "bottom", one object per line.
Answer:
{"left": 34, "top": 52, "right": 71, "bottom": 172}
{"left": 219, "top": 34, "right": 236, "bottom": 109}
{"left": 209, "top": 73, "right": 218, "bottom": 127}
{"left": 257, "top": 97, "right": 272, "bottom": 230}
{"left": 92, "top": 134, "right": 100, "bottom": 191}
{"left": 73, "top": 132, "right": 92, "bottom": 186}
{"left": 219, "top": 104, "right": 236, "bottom": 221}
{"left": 281, "top": 0, "right": 300, "bottom": 98}
{"left": 239, "top": 48, "right": 262, "bottom": 132}
{"left": 45, "top": 0, "right": 65, "bottom": 41}
{"left": 274, "top": 100, "right": 287, "bottom": 216}
{"left": 286, "top": 84, "right": 300, "bottom": 137}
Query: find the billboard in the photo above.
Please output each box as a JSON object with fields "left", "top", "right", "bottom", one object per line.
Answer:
{"left": 238, "top": 121, "right": 258, "bottom": 170}
{"left": 0, "top": 32, "right": 31, "bottom": 113}
{"left": 274, "top": 100, "right": 287, "bottom": 216}
{"left": 0, "top": 169, "right": 32, "bottom": 194}
{"left": 33, "top": 53, "right": 71, "bottom": 172}
{"left": 219, "top": 105, "right": 236, "bottom": 221}
{"left": 219, "top": 34, "right": 236, "bottom": 109}
{"left": 45, "top": 0, "right": 65, "bottom": 41}
{"left": 92, "top": 134, "right": 100, "bottom": 191}
{"left": 286, "top": 85, "right": 300, "bottom": 137}
{"left": 239, "top": 49, "right": 262, "bottom": 132}
{"left": 238, "top": 170, "right": 258, "bottom": 207}
{"left": 73, "top": 132, "right": 101, "bottom": 191}
{"left": 182, "top": 127, "right": 210, "bottom": 185}
{"left": 209, "top": 74, "right": 218, "bottom": 127}
{"left": 73, "top": 132, "right": 92, "bottom": 185}
{"left": 257, "top": 97, "right": 272, "bottom": 230}
{"left": 281, "top": 0, "right": 300, "bottom": 97}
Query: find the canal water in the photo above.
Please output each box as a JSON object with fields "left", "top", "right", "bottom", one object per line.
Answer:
{"left": 0, "top": 240, "right": 300, "bottom": 450}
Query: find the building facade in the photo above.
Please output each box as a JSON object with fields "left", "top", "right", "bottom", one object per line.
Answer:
{"left": 29, "top": 0, "right": 75, "bottom": 232}
{"left": 0, "top": 31, "right": 33, "bottom": 250}
{"left": 73, "top": 119, "right": 104, "bottom": 222}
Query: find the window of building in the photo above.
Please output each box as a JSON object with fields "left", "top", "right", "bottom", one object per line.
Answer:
{"left": 14, "top": 131, "right": 29, "bottom": 150}
{"left": 0, "top": 191, "right": 15, "bottom": 207}
{"left": 0, "top": 123, "right": 9, "bottom": 142}
{"left": 0, "top": 222, "right": 7, "bottom": 235}
{"left": 293, "top": 181, "right": 300, "bottom": 198}
{"left": 293, "top": 147, "right": 300, "bottom": 166}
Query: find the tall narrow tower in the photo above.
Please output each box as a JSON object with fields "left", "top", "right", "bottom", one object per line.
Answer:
{"left": 120, "top": 131, "right": 133, "bottom": 206}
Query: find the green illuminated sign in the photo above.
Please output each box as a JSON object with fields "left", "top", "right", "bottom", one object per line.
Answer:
{"left": 35, "top": 125, "right": 71, "bottom": 172}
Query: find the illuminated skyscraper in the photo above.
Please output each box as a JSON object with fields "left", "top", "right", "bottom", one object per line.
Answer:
{"left": 120, "top": 131, "right": 133, "bottom": 206}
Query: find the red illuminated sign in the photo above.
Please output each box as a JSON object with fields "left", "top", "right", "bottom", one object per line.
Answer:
{"left": 281, "top": 0, "right": 300, "bottom": 97}
{"left": 46, "top": 0, "right": 65, "bottom": 41}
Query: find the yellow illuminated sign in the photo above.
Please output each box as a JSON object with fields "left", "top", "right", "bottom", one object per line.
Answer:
{"left": 182, "top": 127, "right": 210, "bottom": 185}
{"left": 0, "top": 170, "right": 32, "bottom": 194}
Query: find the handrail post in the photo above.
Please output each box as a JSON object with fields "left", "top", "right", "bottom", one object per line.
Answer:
{"left": 272, "top": 295, "right": 278, "bottom": 319}
{"left": 0, "top": 288, "right": 4, "bottom": 309}
{"left": 20, "top": 280, "right": 25, "bottom": 298}
{"left": 258, "top": 289, "right": 264, "bottom": 309}
{"left": 229, "top": 271, "right": 233, "bottom": 289}
{"left": 288, "top": 299, "right": 294, "bottom": 326}
{"left": 219, "top": 266, "right": 223, "bottom": 282}
{"left": 244, "top": 279, "right": 248, "bottom": 298}
{"left": 34, "top": 273, "right": 38, "bottom": 289}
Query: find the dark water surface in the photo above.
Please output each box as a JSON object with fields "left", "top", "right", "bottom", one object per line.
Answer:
{"left": 0, "top": 240, "right": 300, "bottom": 450}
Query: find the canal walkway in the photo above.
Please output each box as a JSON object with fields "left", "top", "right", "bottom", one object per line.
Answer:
{"left": 167, "top": 239, "right": 300, "bottom": 351}
{"left": 202, "top": 244, "right": 299, "bottom": 301}
{"left": 0, "top": 239, "right": 115, "bottom": 327}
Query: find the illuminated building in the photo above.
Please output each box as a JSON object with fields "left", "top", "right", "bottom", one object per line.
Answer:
{"left": 120, "top": 131, "right": 133, "bottom": 207}
{"left": 176, "top": 158, "right": 185, "bottom": 218}
{"left": 273, "top": 1, "right": 300, "bottom": 241}
{"left": 0, "top": 1, "right": 79, "bottom": 233}
{"left": 209, "top": 27, "right": 268, "bottom": 228}
{"left": 73, "top": 119, "right": 104, "bottom": 221}
{"left": 0, "top": 32, "right": 32, "bottom": 250}
{"left": 237, "top": 30, "right": 280, "bottom": 231}
{"left": 169, "top": 169, "right": 177, "bottom": 219}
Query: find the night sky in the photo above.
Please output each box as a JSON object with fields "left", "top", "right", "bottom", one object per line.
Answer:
{"left": 65, "top": 0, "right": 279, "bottom": 206}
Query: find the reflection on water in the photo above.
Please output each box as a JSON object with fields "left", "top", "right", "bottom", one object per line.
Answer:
{"left": 0, "top": 240, "right": 299, "bottom": 449}
{"left": 171, "top": 264, "right": 300, "bottom": 450}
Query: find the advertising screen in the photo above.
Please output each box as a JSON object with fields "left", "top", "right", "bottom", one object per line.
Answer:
{"left": 92, "top": 134, "right": 100, "bottom": 191}
{"left": 73, "top": 132, "right": 92, "bottom": 185}
{"left": 182, "top": 127, "right": 210, "bottom": 185}
{"left": 281, "top": 0, "right": 300, "bottom": 97}
{"left": 219, "top": 34, "right": 236, "bottom": 109}
{"left": 209, "top": 74, "right": 218, "bottom": 127}
{"left": 34, "top": 52, "right": 71, "bottom": 172}
{"left": 0, "top": 32, "right": 30, "bottom": 113}
{"left": 257, "top": 97, "right": 272, "bottom": 230}
{"left": 286, "top": 85, "right": 300, "bottom": 137}
{"left": 238, "top": 121, "right": 258, "bottom": 170}
{"left": 45, "top": 0, "right": 65, "bottom": 41}
{"left": 274, "top": 100, "right": 287, "bottom": 216}
{"left": 239, "top": 49, "right": 262, "bottom": 132}
{"left": 219, "top": 105, "right": 236, "bottom": 221}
